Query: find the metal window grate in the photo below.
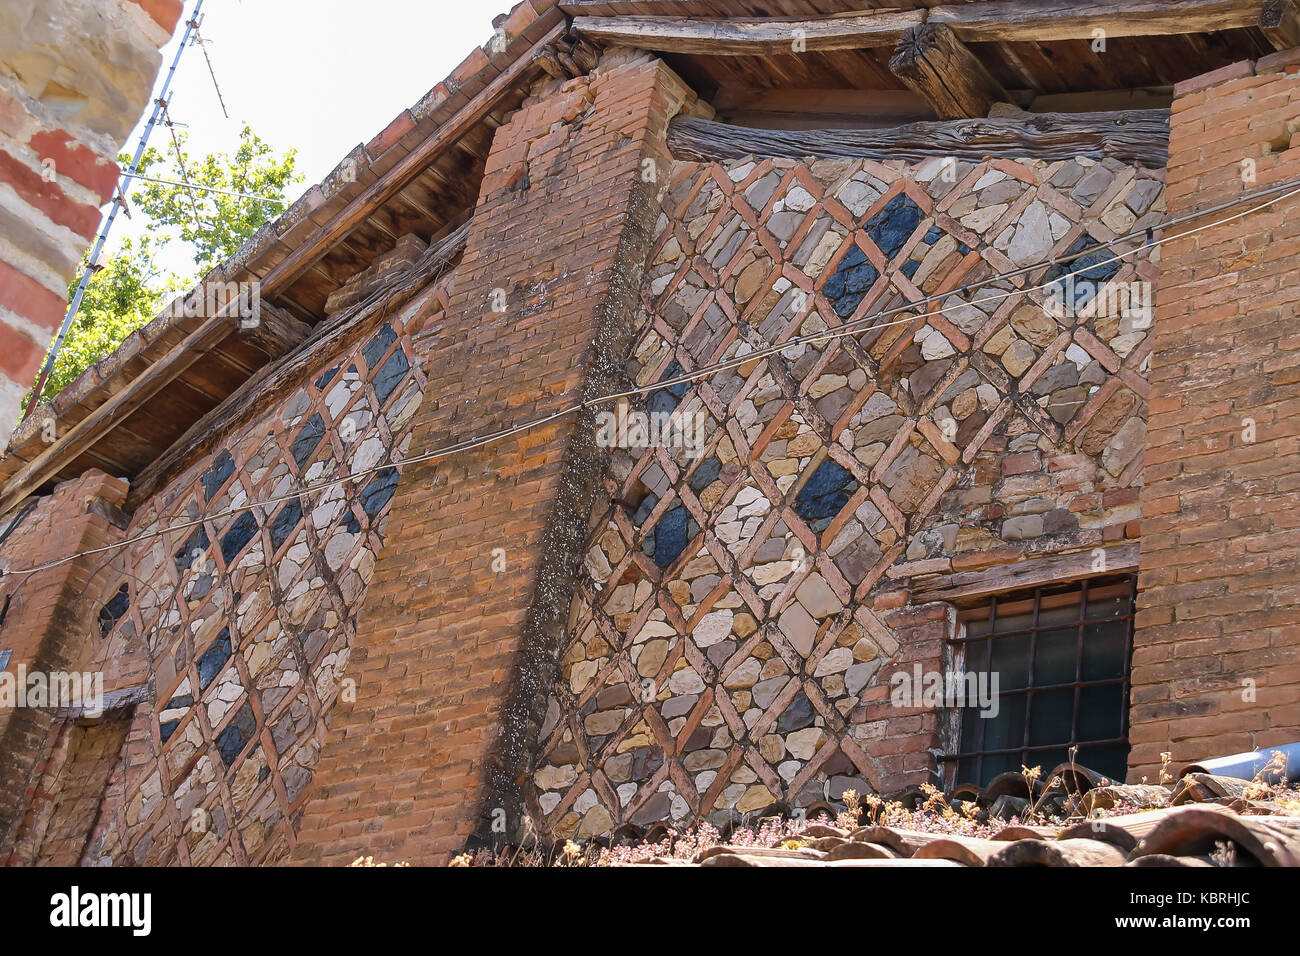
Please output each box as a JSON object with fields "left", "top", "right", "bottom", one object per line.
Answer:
{"left": 942, "top": 574, "right": 1137, "bottom": 787}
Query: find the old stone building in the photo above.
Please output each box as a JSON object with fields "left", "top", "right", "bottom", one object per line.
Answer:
{"left": 0, "top": 0, "right": 1297, "bottom": 867}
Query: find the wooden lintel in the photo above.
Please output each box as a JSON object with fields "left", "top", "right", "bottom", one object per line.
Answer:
{"left": 570, "top": 1, "right": 1265, "bottom": 57}
{"left": 665, "top": 110, "right": 1171, "bottom": 168}
{"left": 571, "top": 11, "right": 923, "bottom": 55}
{"left": 1260, "top": 0, "right": 1300, "bottom": 50}
{"left": 890, "top": 23, "right": 1010, "bottom": 120}
{"left": 910, "top": 544, "right": 1140, "bottom": 604}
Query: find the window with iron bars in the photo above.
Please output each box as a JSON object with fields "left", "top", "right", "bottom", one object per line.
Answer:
{"left": 942, "top": 574, "right": 1136, "bottom": 787}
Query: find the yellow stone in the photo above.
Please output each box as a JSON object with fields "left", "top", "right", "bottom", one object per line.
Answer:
{"left": 736, "top": 784, "right": 775, "bottom": 813}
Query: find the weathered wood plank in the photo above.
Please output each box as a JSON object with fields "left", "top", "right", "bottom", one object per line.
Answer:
{"left": 234, "top": 302, "right": 312, "bottom": 360}
{"left": 910, "top": 543, "right": 1141, "bottom": 603}
{"left": 1259, "top": 0, "right": 1300, "bottom": 50}
{"left": 0, "top": 310, "right": 243, "bottom": 518}
{"left": 572, "top": 11, "right": 924, "bottom": 55}
{"left": 889, "top": 23, "right": 1010, "bottom": 120}
{"left": 930, "top": 0, "right": 1263, "bottom": 42}
{"left": 666, "top": 112, "right": 1170, "bottom": 168}
{"left": 571, "top": 1, "right": 1265, "bottom": 56}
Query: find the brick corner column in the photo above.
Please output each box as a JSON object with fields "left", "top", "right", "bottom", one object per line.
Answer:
{"left": 292, "top": 52, "right": 699, "bottom": 866}
{"left": 0, "top": 468, "right": 130, "bottom": 862}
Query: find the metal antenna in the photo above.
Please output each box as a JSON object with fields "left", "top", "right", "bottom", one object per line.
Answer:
{"left": 191, "top": 14, "right": 229, "bottom": 119}
{"left": 22, "top": 0, "right": 208, "bottom": 421}
{"left": 163, "top": 102, "right": 207, "bottom": 233}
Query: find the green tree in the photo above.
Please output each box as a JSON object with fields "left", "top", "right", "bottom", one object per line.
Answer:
{"left": 132, "top": 124, "right": 299, "bottom": 273}
{"left": 25, "top": 236, "right": 182, "bottom": 408}
{"left": 25, "top": 124, "right": 299, "bottom": 409}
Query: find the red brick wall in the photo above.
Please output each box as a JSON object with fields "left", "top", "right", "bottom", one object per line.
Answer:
{"left": 0, "top": 0, "right": 182, "bottom": 446}
{"left": 0, "top": 468, "right": 130, "bottom": 863}
{"left": 1132, "top": 50, "right": 1300, "bottom": 781}
{"left": 291, "top": 52, "right": 698, "bottom": 866}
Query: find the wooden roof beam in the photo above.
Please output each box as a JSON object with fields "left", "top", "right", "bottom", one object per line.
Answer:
{"left": 571, "top": 10, "right": 923, "bottom": 55}
{"left": 571, "top": 1, "right": 1267, "bottom": 55}
{"left": 890, "top": 23, "right": 1010, "bottom": 120}
{"left": 929, "top": 0, "right": 1264, "bottom": 42}
{"left": 1260, "top": 0, "right": 1300, "bottom": 49}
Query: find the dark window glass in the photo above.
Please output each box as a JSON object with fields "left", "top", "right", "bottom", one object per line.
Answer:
{"left": 949, "top": 575, "right": 1135, "bottom": 787}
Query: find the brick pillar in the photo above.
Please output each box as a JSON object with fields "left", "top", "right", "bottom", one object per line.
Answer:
{"left": 0, "top": 0, "right": 182, "bottom": 446}
{"left": 292, "top": 53, "right": 697, "bottom": 866}
{"left": 0, "top": 468, "right": 130, "bottom": 862}
{"left": 1131, "top": 51, "right": 1300, "bottom": 781}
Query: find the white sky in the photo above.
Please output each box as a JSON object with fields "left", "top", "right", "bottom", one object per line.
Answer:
{"left": 115, "top": 0, "right": 500, "bottom": 273}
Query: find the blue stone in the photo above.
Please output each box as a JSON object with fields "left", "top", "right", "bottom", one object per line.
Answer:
{"left": 689, "top": 456, "right": 722, "bottom": 493}
{"left": 957, "top": 242, "right": 971, "bottom": 255}
{"left": 923, "top": 226, "right": 943, "bottom": 245}
{"left": 291, "top": 413, "right": 325, "bottom": 468}
{"left": 346, "top": 515, "right": 361, "bottom": 534}
{"left": 833, "top": 292, "right": 863, "bottom": 318}
{"left": 174, "top": 527, "right": 210, "bottom": 574}
{"left": 362, "top": 324, "right": 397, "bottom": 369}
{"left": 648, "top": 361, "right": 688, "bottom": 415}
{"left": 197, "top": 629, "right": 232, "bottom": 692}
{"left": 840, "top": 245, "right": 868, "bottom": 269}
{"left": 1046, "top": 235, "right": 1120, "bottom": 285}
{"left": 216, "top": 702, "right": 255, "bottom": 767}
{"left": 663, "top": 360, "right": 689, "bottom": 399}
{"left": 97, "top": 583, "right": 129, "bottom": 637}
{"left": 632, "top": 492, "right": 659, "bottom": 528}
{"left": 315, "top": 365, "right": 340, "bottom": 390}
{"left": 221, "top": 512, "right": 259, "bottom": 564}
{"left": 200, "top": 451, "right": 234, "bottom": 502}
{"left": 823, "top": 271, "right": 846, "bottom": 300}
{"left": 776, "top": 691, "right": 815, "bottom": 732}
{"left": 794, "top": 459, "right": 859, "bottom": 531}
{"left": 373, "top": 348, "right": 409, "bottom": 406}
{"left": 845, "top": 261, "right": 879, "bottom": 294}
{"left": 270, "top": 498, "right": 303, "bottom": 552}
{"left": 360, "top": 467, "right": 399, "bottom": 519}
{"left": 901, "top": 259, "right": 921, "bottom": 279}
{"left": 159, "top": 720, "right": 180, "bottom": 743}
{"left": 865, "top": 193, "right": 924, "bottom": 259}
{"left": 652, "top": 505, "right": 693, "bottom": 568}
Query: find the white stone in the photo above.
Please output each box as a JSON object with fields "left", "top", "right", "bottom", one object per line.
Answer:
{"left": 813, "top": 646, "right": 854, "bottom": 677}
{"left": 786, "top": 727, "right": 823, "bottom": 760}
{"left": 693, "top": 610, "right": 733, "bottom": 647}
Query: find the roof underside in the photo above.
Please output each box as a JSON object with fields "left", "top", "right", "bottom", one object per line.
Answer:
{"left": 0, "top": 0, "right": 1281, "bottom": 514}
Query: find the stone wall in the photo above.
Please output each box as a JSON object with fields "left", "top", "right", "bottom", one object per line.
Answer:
{"left": 1133, "top": 50, "right": 1300, "bottom": 781}
{"left": 530, "top": 147, "right": 1162, "bottom": 838}
{"left": 0, "top": 0, "right": 183, "bottom": 447}
{"left": 0, "top": 264, "right": 450, "bottom": 865}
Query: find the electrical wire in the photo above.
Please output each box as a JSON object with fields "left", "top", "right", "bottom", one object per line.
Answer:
{"left": 2, "top": 176, "right": 1298, "bottom": 583}
{"left": 119, "top": 171, "right": 288, "bottom": 207}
